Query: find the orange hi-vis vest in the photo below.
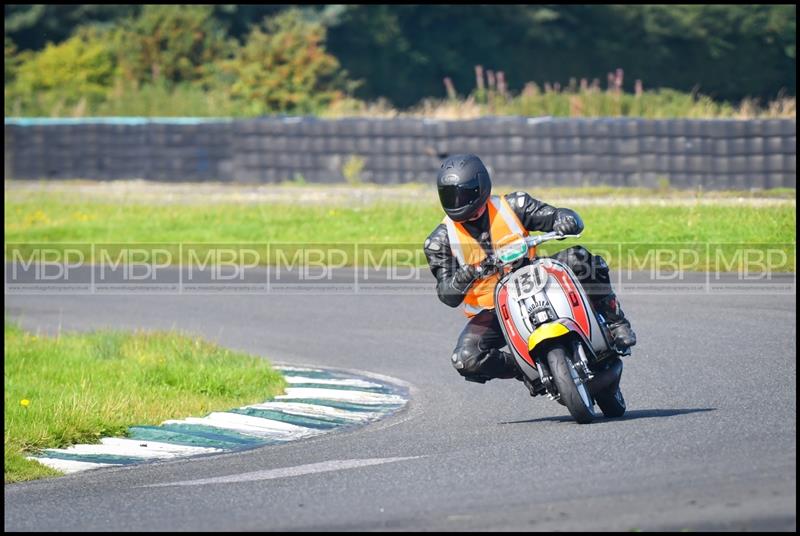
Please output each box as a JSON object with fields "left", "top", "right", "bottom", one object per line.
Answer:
{"left": 443, "top": 195, "right": 530, "bottom": 318}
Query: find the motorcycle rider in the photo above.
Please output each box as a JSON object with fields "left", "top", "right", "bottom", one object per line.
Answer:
{"left": 424, "top": 154, "right": 636, "bottom": 384}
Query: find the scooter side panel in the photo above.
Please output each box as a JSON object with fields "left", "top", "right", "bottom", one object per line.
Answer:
{"left": 495, "top": 280, "right": 539, "bottom": 378}
{"left": 540, "top": 259, "right": 610, "bottom": 354}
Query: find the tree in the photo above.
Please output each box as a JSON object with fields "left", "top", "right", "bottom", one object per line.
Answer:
{"left": 4, "top": 5, "right": 139, "bottom": 51}
{"left": 219, "top": 9, "right": 356, "bottom": 114}
{"left": 6, "top": 27, "right": 117, "bottom": 114}
{"left": 113, "top": 5, "right": 234, "bottom": 88}
{"left": 325, "top": 5, "right": 796, "bottom": 106}
{"left": 5, "top": 37, "right": 25, "bottom": 86}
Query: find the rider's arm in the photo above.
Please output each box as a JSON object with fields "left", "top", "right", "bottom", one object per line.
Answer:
{"left": 424, "top": 224, "right": 478, "bottom": 308}
{"left": 504, "top": 191, "right": 584, "bottom": 234}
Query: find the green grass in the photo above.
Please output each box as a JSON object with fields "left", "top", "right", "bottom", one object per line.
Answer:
{"left": 4, "top": 321, "right": 286, "bottom": 483}
{"left": 4, "top": 190, "right": 796, "bottom": 272}
{"left": 537, "top": 203, "right": 796, "bottom": 272}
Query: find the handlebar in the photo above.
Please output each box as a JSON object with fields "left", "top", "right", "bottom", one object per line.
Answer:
{"left": 524, "top": 231, "right": 581, "bottom": 249}
{"left": 477, "top": 232, "right": 581, "bottom": 275}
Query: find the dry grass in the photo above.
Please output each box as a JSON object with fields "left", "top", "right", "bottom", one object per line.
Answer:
{"left": 323, "top": 70, "right": 796, "bottom": 120}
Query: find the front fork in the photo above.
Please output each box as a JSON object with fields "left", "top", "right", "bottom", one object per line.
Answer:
{"left": 527, "top": 327, "right": 595, "bottom": 401}
{"left": 525, "top": 315, "right": 626, "bottom": 402}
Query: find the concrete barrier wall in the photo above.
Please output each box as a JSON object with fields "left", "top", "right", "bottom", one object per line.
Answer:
{"left": 4, "top": 117, "right": 796, "bottom": 189}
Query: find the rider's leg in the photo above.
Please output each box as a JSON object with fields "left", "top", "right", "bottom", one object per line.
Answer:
{"left": 549, "top": 245, "right": 637, "bottom": 349}
{"left": 451, "top": 309, "right": 522, "bottom": 383}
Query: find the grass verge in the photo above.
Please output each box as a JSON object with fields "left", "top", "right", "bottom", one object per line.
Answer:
{"left": 4, "top": 321, "right": 286, "bottom": 483}
{"left": 4, "top": 189, "right": 795, "bottom": 272}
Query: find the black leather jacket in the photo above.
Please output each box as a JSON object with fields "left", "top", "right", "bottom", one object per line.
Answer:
{"left": 423, "top": 192, "right": 583, "bottom": 308}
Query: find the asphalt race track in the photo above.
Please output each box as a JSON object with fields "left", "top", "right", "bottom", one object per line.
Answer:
{"left": 4, "top": 268, "right": 797, "bottom": 531}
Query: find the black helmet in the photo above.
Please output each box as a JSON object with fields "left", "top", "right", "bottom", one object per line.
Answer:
{"left": 437, "top": 154, "right": 492, "bottom": 222}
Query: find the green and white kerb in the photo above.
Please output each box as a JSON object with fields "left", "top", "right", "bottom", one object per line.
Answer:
{"left": 28, "top": 366, "right": 410, "bottom": 475}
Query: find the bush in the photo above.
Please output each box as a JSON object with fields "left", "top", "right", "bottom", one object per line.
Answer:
{"left": 218, "top": 9, "right": 357, "bottom": 114}
{"left": 92, "top": 82, "right": 244, "bottom": 117}
{"left": 5, "top": 28, "right": 117, "bottom": 116}
{"left": 3, "top": 6, "right": 793, "bottom": 119}
{"left": 113, "top": 5, "right": 234, "bottom": 89}
{"left": 4, "top": 37, "right": 23, "bottom": 85}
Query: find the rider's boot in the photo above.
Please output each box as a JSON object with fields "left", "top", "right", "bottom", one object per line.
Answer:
{"left": 595, "top": 294, "right": 637, "bottom": 349}
{"left": 494, "top": 349, "right": 545, "bottom": 397}
{"left": 462, "top": 348, "right": 522, "bottom": 384}
{"left": 491, "top": 348, "right": 525, "bottom": 381}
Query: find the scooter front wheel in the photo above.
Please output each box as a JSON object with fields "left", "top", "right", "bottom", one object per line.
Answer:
{"left": 546, "top": 344, "right": 596, "bottom": 424}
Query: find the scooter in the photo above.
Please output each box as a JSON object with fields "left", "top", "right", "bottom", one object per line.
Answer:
{"left": 489, "top": 231, "right": 630, "bottom": 424}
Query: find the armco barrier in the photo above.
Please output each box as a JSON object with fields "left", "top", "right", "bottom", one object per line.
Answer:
{"left": 4, "top": 117, "right": 796, "bottom": 189}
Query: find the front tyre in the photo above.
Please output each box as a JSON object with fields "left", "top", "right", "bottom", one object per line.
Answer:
{"left": 546, "top": 344, "right": 595, "bottom": 424}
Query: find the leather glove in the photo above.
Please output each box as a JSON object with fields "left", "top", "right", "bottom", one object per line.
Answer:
{"left": 553, "top": 208, "right": 584, "bottom": 236}
{"left": 476, "top": 255, "right": 500, "bottom": 278}
{"left": 451, "top": 255, "right": 499, "bottom": 294}
{"left": 451, "top": 264, "right": 479, "bottom": 293}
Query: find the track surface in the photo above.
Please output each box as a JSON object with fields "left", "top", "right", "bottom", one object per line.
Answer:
{"left": 4, "top": 270, "right": 796, "bottom": 531}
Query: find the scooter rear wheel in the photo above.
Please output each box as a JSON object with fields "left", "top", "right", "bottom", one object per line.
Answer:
{"left": 546, "top": 344, "right": 596, "bottom": 424}
{"left": 595, "top": 386, "right": 626, "bottom": 418}
{"left": 593, "top": 357, "right": 626, "bottom": 418}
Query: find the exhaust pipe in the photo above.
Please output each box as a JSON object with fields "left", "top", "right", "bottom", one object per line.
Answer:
{"left": 588, "top": 358, "right": 623, "bottom": 396}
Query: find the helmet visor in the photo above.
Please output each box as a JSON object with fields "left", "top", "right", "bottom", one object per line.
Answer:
{"left": 438, "top": 177, "right": 481, "bottom": 210}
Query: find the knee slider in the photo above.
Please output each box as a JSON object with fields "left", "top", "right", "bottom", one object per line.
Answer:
{"left": 451, "top": 346, "right": 483, "bottom": 376}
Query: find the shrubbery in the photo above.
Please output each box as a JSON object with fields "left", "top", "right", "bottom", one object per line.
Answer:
{"left": 4, "top": 7, "right": 354, "bottom": 117}
{"left": 112, "top": 5, "right": 233, "bottom": 89}
{"left": 5, "top": 28, "right": 117, "bottom": 116}
{"left": 3, "top": 5, "right": 796, "bottom": 118}
{"left": 219, "top": 10, "right": 356, "bottom": 114}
